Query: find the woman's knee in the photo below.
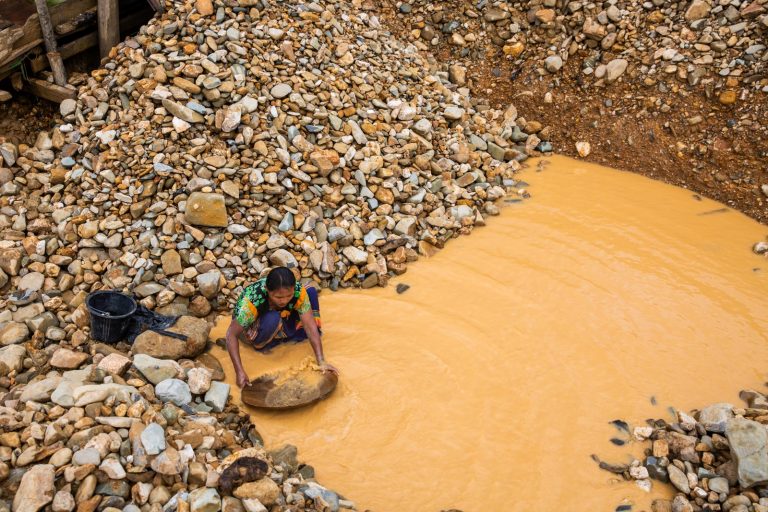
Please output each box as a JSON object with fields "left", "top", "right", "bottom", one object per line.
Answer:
{"left": 258, "top": 311, "right": 282, "bottom": 332}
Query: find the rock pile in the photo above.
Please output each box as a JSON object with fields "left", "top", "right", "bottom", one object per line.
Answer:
{"left": 0, "top": 0, "right": 545, "bottom": 332}
{"left": 604, "top": 389, "right": 768, "bottom": 512}
{"left": 0, "top": 333, "right": 353, "bottom": 512}
{"left": 389, "top": 0, "right": 767, "bottom": 99}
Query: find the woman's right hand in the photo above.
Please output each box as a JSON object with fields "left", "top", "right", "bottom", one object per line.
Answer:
{"left": 236, "top": 371, "right": 250, "bottom": 388}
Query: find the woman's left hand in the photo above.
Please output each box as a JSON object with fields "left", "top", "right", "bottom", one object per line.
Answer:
{"left": 319, "top": 362, "right": 339, "bottom": 375}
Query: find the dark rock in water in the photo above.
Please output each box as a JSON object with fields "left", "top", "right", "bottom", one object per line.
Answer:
{"left": 610, "top": 437, "right": 626, "bottom": 446}
{"left": 247, "top": 425, "right": 263, "bottom": 447}
{"left": 610, "top": 419, "right": 629, "bottom": 433}
{"left": 591, "top": 454, "right": 629, "bottom": 474}
{"left": 219, "top": 456, "right": 268, "bottom": 495}
{"left": 396, "top": 284, "right": 410, "bottom": 294}
{"left": 269, "top": 444, "right": 299, "bottom": 473}
{"left": 298, "top": 464, "right": 315, "bottom": 480}
{"left": 645, "top": 456, "right": 669, "bottom": 482}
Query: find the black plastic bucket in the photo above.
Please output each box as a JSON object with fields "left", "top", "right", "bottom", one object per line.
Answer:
{"left": 86, "top": 291, "right": 137, "bottom": 343}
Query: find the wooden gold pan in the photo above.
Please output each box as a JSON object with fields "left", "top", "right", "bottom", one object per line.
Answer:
{"left": 241, "top": 371, "right": 338, "bottom": 410}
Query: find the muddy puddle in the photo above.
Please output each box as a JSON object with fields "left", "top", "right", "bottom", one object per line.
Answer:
{"left": 210, "top": 155, "right": 768, "bottom": 511}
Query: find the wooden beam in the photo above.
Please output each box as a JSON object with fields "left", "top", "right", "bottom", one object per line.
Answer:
{"left": 97, "top": 0, "right": 118, "bottom": 59}
{"left": 24, "top": 77, "right": 76, "bottom": 102}
{"left": 33, "top": 0, "right": 68, "bottom": 85}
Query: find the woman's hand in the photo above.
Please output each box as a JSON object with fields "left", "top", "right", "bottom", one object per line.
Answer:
{"left": 318, "top": 362, "right": 339, "bottom": 375}
{"left": 236, "top": 371, "right": 250, "bottom": 388}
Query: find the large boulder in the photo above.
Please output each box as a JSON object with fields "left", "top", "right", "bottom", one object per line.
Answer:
{"left": 12, "top": 464, "right": 55, "bottom": 512}
{"left": 726, "top": 417, "right": 768, "bottom": 488}
{"left": 132, "top": 316, "right": 209, "bottom": 359}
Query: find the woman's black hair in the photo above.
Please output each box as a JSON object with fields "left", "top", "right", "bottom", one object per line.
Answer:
{"left": 266, "top": 266, "right": 296, "bottom": 291}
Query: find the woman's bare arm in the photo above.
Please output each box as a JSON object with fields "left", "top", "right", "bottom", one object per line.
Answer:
{"left": 300, "top": 310, "right": 338, "bottom": 375}
{"left": 225, "top": 320, "right": 251, "bottom": 387}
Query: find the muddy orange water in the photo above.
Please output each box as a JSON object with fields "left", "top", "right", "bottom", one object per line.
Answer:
{"left": 210, "top": 155, "right": 768, "bottom": 511}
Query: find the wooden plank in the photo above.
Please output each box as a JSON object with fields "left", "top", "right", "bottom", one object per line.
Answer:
{"left": 0, "top": 38, "right": 44, "bottom": 80}
{"left": 27, "top": 5, "right": 151, "bottom": 74}
{"left": 29, "top": 30, "right": 98, "bottom": 73}
{"left": 97, "top": 0, "right": 118, "bottom": 59}
{"left": 11, "top": 0, "right": 97, "bottom": 51}
{"left": 24, "top": 77, "right": 76, "bottom": 102}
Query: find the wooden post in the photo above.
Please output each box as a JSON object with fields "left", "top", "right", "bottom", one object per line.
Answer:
{"left": 97, "top": 0, "right": 119, "bottom": 59}
{"left": 33, "top": 0, "right": 68, "bottom": 86}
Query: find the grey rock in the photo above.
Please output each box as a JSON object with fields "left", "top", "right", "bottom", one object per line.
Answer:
{"left": 162, "top": 99, "right": 204, "bottom": 123}
{"left": 363, "top": 228, "right": 384, "bottom": 246}
{"left": 342, "top": 246, "right": 368, "bottom": 265}
{"left": 18, "top": 272, "right": 44, "bottom": 292}
{"left": 726, "top": 417, "right": 768, "bottom": 488}
{"left": 708, "top": 476, "right": 729, "bottom": 494}
{"left": 133, "top": 354, "right": 181, "bottom": 385}
{"left": 134, "top": 282, "right": 165, "bottom": 298}
{"left": 197, "top": 270, "right": 222, "bottom": 299}
{"left": 544, "top": 55, "right": 563, "bottom": 72}
{"left": 270, "top": 83, "right": 292, "bottom": 99}
{"left": 20, "top": 376, "right": 62, "bottom": 402}
{"left": 605, "top": 59, "right": 629, "bottom": 82}
{"left": 667, "top": 464, "right": 690, "bottom": 494}
{"left": 413, "top": 119, "right": 432, "bottom": 135}
{"left": 60, "top": 99, "right": 77, "bottom": 117}
{"left": 444, "top": 106, "right": 465, "bottom": 120}
{"left": 278, "top": 212, "right": 294, "bottom": 232}
{"left": 140, "top": 423, "right": 166, "bottom": 455}
{"left": 50, "top": 369, "right": 89, "bottom": 407}
{"left": 327, "top": 227, "right": 348, "bottom": 243}
{"left": 72, "top": 447, "right": 101, "bottom": 466}
{"left": 487, "top": 141, "right": 506, "bottom": 161}
{"left": 155, "top": 379, "right": 192, "bottom": 406}
{"left": 269, "top": 249, "right": 298, "bottom": 268}
{"left": 698, "top": 403, "right": 734, "bottom": 433}
{"left": 300, "top": 483, "right": 339, "bottom": 512}
{"left": 0, "top": 344, "right": 25, "bottom": 372}
{"left": 204, "top": 381, "right": 230, "bottom": 412}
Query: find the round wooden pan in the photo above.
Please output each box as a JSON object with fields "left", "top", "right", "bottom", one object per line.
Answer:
{"left": 241, "top": 372, "right": 338, "bottom": 410}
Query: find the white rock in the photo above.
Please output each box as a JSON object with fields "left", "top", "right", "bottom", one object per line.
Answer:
{"left": 188, "top": 367, "right": 213, "bottom": 394}
{"left": 100, "top": 458, "right": 127, "bottom": 479}
{"left": 575, "top": 141, "right": 591, "bottom": 157}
